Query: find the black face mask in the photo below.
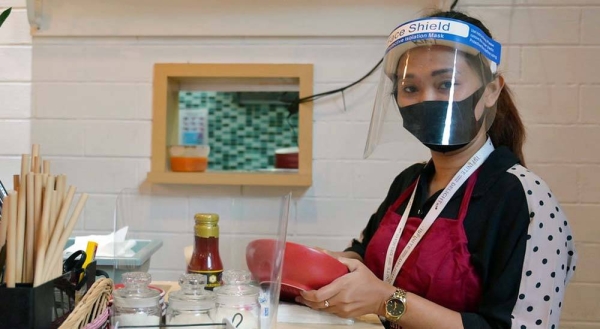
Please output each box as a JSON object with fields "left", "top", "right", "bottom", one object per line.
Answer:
{"left": 397, "top": 86, "right": 486, "bottom": 153}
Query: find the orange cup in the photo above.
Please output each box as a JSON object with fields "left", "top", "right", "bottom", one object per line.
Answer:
{"left": 169, "top": 145, "right": 210, "bottom": 172}
{"left": 170, "top": 157, "right": 208, "bottom": 172}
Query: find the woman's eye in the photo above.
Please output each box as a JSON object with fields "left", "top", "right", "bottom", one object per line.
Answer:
{"left": 402, "top": 86, "right": 418, "bottom": 93}
{"left": 439, "top": 81, "right": 454, "bottom": 90}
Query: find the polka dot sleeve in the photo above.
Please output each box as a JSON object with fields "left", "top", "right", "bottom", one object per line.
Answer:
{"left": 508, "top": 165, "right": 577, "bottom": 329}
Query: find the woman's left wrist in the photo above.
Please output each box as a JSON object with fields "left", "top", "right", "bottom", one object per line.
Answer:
{"left": 378, "top": 284, "right": 399, "bottom": 316}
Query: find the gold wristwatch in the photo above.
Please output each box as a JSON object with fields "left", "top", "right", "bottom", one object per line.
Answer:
{"left": 384, "top": 288, "right": 407, "bottom": 322}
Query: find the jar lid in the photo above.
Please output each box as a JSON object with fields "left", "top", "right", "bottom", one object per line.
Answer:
{"left": 213, "top": 270, "right": 259, "bottom": 297}
{"left": 169, "top": 274, "right": 216, "bottom": 311}
{"left": 113, "top": 272, "right": 160, "bottom": 308}
{"left": 194, "top": 213, "right": 219, "bottom": 224}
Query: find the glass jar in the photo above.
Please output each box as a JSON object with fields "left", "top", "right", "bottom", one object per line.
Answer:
{"left": 167, "top": 273, "right": 217, "bottom": 328}
{"left": 188, "top": 213, "right": 224, "bottom": 290}
{"left": 112, "top": 272, "right": 162, "bottom": 328}
{"left": 213, "top": 270, "right": 260, "bottom": 329}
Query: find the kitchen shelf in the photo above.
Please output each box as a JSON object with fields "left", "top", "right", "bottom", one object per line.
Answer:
{"left": 146, "top": 63, "right": 313, "bottom": 187}
{"left": 146, "top": 171, "right": 311, "bottom": 186}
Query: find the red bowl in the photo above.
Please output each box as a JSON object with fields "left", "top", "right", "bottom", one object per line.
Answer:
{"left": 246, "top": 239, "right": 348, "bottom": 301}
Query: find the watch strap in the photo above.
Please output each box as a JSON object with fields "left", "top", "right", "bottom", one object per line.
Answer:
{"left": 393, "top": 288, "right": 407, "bottom": 299}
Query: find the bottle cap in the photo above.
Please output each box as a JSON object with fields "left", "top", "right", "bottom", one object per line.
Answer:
{"left": 194, "top": 213, "right": 219, "bottom": 224}
{"left": 194, "top": 213, "right": 220, "bottom": 237}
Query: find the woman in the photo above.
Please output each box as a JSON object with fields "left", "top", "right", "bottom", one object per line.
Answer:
{"left": 296, "top": 10, "right": 577, "bottom": 329}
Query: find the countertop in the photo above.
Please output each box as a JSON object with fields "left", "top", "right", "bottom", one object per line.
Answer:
{"left": 277, "top": 323, "right": 382, "bottom": 328}
{"left": 276, "top": 315, "right": 383, "bottom": 328}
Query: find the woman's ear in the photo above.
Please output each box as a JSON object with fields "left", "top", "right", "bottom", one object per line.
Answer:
{"left": 484, "top": 75, "right": 504, "bottom": 107}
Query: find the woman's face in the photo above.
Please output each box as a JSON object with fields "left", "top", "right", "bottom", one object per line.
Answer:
{"left": 395, "top": 46, "right": 484, "bottom": 108}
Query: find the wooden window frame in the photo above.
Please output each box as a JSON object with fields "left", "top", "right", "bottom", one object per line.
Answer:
{"left": 146, "top": 63, "right": 313, "bottom": 186}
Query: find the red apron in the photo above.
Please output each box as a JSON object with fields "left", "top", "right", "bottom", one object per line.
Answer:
{"left": 365, "top": 171, "right": 482, "bottom": 313}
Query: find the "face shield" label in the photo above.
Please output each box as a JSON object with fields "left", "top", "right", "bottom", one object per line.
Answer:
{"left": 387, "top": 19, "right": 470, "bottom": 49}
{"left": 386, "top": 18, "right": 502, "bottom": 68}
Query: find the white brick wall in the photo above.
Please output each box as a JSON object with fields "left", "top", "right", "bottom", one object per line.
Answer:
{"left": 33, "top": 83, "right": 152, "bottom": 120}
{"left": 0, "top": 1, "right": 30, "bottom": 186}
{"left": 0, "top": 0, "right": 596, "bottom": 326}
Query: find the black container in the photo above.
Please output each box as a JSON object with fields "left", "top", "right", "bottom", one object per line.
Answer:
{"left": 0, "top": 264, "right": 96, "bottom": 329}
{"left": 0, "top": 279, "right": 61, "bottom": 328}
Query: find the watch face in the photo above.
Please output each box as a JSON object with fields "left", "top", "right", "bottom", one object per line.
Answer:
{"left": 386, "top": 298, "right": 406, "bottom": 316}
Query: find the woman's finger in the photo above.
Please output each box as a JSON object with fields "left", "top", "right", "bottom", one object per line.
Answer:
{"left": 298, "top": 276, "right": 347, "bottom": 310}
{"left": 299, "top": 287, "right": 335, "bottom": 303}
{"left": 297, "top": 292, "right": 346, "bottom": 312}
{"left": 296, "top": 295, "right": 330, "bottom": 310}
{"left": 337, "top": 257, "right": 362, "bottom": 272}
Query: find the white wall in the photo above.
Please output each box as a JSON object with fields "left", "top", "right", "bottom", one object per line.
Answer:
{"left": 0, "top": 0, "right": 31, "bottom": 186}
{"left": 1, "top": 0, "right": 599, "bottom": 326}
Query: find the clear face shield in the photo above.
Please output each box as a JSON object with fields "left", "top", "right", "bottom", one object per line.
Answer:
{"left": 364, "top": 18, "right": 503, "bottom": 157}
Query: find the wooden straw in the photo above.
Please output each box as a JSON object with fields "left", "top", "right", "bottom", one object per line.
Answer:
{"left": 36, "top": 156, "right": 42, "bottom": 174}
{"left": 31, "top": 144, "right": 40, "bottom": 173}
{"left": 41, "top": 173, "right": 49, "bottom": 189}
{"left": 6, "top": 192, "right": 17, "bottom": 288}
{"left": 48, "top": 183, "right": 58, "bottom": 237}
{"left": 34, "top": 176, "right": 54, "bottom": 286}
{"left": 61, "top": 176, "right": 67, "bottom": 201}
{"left": 42, "top": 160, "right": 51, "bottom": 175}
{"left": 20, "top": 154, "right": 30, "bottom": 180}
{"left": 18, "top": 154, "right": 29, "bottom": 192}
{"left": 11, "top": 188, "right": 27, "bottom": 283}
{"left": 14, "top": 154, "right": 30, "bottom": 282}
{"left": 55, "top": 175, "right": 66, "bottom": 216}
{"left": 44, "top": 185, "right": 76, "bottom": 277}
{"left": 33, "top": 174, "right": 43, "bottom": 263}
{"left": 44, "top": 193, "right": 88, "bottom": 282}
{"left": 39, "top": 176, "right": 54, "bottom": 250}
{"left": 13, "top": 175, "right": 19, "bottom": 192}
{"left": 25, "top": 173, "right": 35, "bottom": 283}
{"left": 31, "top": 157, "right": 37, "bottom": 174}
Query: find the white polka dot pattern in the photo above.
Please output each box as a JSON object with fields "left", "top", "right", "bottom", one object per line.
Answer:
{"left": 508, "top": 165, "right": 577, "bottom": 329}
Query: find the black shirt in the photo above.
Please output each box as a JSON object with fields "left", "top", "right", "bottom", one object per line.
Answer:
{"left": 346, "top": 146, "right": 577, "bottom": 328}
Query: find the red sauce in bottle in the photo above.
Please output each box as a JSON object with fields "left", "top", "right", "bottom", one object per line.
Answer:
{"left": 187, "top": 213, "right": 224, "bottom": 290}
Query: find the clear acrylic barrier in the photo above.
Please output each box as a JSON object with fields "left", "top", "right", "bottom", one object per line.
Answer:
{"left": 110, "top": 185, "right": 290, "bottom": 329}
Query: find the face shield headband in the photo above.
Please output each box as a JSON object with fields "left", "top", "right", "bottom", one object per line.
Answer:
{"left": 385, "top": 17, "right": 502, "bottom": 76}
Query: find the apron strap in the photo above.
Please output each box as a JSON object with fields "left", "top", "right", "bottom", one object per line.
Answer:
{"left": 456, "top": 168, "right": 481, "bottom": 223}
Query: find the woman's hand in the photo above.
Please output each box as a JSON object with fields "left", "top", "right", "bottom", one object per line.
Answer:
{"left": 295, "top": 257, "right": 396, "bottom": 319}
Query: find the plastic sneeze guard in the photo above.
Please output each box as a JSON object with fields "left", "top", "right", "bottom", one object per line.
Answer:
{"left": 112, "top": 185, "right": 290, "bottom": 329}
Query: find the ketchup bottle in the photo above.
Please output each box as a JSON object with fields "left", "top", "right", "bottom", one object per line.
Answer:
{"left": 187, "top": 213, "right": 224, "bottom": 290}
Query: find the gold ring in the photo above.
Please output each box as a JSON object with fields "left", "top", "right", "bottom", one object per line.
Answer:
{"left": 324, "top": 300, "right": 330, "bottom": 308}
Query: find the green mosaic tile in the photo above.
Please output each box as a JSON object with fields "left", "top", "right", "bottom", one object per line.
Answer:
{"left": 178, "top": 91, "right": 298, "bottom": 171}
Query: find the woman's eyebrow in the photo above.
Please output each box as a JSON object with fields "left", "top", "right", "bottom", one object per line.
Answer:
{"left": 398, "top": 68, "right": 458, "bottom": 80}
{"left": 431, "top": 68, "right": 455, "bottom": 76}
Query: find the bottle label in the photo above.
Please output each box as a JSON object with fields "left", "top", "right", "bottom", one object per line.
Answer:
{"left": 188, "top": 269, "right": 223, "bottom": 290}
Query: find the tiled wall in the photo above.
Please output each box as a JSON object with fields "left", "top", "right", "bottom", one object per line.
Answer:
{"left": 1, "top": 0, "right": 599, "bottom": 326}
{"left": 178, "top": 91, "right": 298, "bottom": 171}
